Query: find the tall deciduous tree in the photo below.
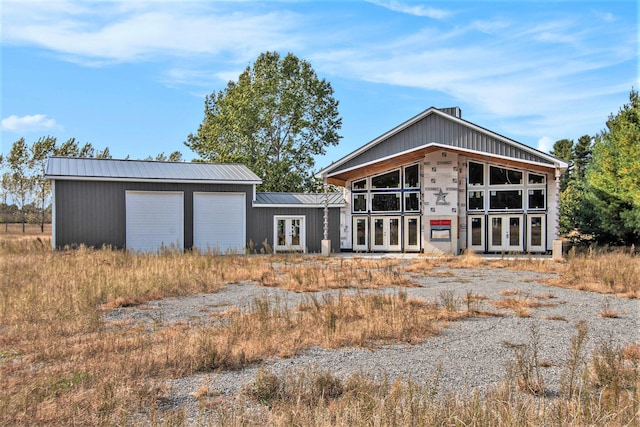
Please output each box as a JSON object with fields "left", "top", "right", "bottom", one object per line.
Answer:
{"left": 7, "top": 138, "right": 32, "bottom": 232}
{"left": 587, "top": 89, "right": 640, "bottom": 244}
{"left": 185, "top": 51, "right": 342, "bottom": 191}
{"left": 31, "top": 136, "right": 57, "bottom": 232}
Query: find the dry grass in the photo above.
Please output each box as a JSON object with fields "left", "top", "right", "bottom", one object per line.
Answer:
{"left": 492, "top": 290, "right": 559, "bottom": 317}
{"left": 1, "top": 235, "right": 638, "bottom": 425}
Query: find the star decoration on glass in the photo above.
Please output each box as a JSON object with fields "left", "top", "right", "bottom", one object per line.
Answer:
{"left": 434, "top": 188, "right": 449, "bottom": 205}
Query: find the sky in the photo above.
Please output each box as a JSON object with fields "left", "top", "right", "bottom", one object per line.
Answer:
{"left": 1, "top": 0, "right": 637, "bottom": 168}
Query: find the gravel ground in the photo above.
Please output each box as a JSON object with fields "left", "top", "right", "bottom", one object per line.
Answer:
{"left": 104, "top": 262, "right": 640, "bottom": 422}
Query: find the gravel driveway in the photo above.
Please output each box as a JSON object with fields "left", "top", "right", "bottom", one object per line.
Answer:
{"left": 105, "top": 262, "right": 640, "bottom": 421}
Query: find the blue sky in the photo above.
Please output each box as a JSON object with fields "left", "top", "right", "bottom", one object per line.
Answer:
{"left": 1, "top": 0, "right": 637, "bottom": 168}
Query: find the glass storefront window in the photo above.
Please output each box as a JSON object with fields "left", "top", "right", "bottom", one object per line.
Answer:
{"left": 371, "top": 170, "right": 400, "bottom": 189}
{"left": 489, "top": 190, "right": 522, "bottom": 210}
{"left": 528, "top": 189, "right": 545, "bottom": 209}
{"left": 490, "top": 166, "right": 522, "bottom": 185}
{"left": 404, "top": 164, "right": 419, "bottom": 188}
{"left": 372, "top": 193, "right": 400, "bottom": 211}
{"left": 468, "top": 191, "right": 484, "bottom": 210}
{"left": 469, "top": 162, "right": 484, "bottom": 185}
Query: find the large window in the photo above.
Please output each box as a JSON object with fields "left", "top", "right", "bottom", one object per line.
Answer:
{"left": 528, "top": 189, "right": 545, "bottom": 209}
{"left": 372, "top": 193, "right": 400, "bottom": 211}
{"left": 404, "top": 192, "right": 420, "bottom": 212}
{"left": 490, "top": 166, "right": 522, "bottom": 185}
{"left": 371, "top": 170, "right": 400, "bottom": 189}
{"left": 404, "top": 164, "right": 419, "bottom": 188}
{"left": 489, "top": 190, "right": 523, "bottom": 210}
{"left": 469, "top": 162, "right": 484, "bottom": 185}
{"left": 352, "top": 179, "right": 367, "bottom": 190}
{"left": 353, "top": 193, "right": 367, "bottom": 212}
{"left": 528, "top": 173, "right": 545, "bottom": 184}
{"left": 468, "top": 191, "right": 484, "bottom": 210}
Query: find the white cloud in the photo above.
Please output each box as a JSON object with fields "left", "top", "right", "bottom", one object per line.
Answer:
{"left": 369, "top": 0, "right": 451, "bottom": 19}
{"left": 1, "top": 114, "right": 62, "bottom": 133}
{"left": 536, "top": 137, "right": 555, "bottom": 154}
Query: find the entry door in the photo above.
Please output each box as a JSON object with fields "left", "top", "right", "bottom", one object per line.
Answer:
{"left": 468, "top": 215, "right": 485, "bottom": 252}
{"left": 274, "top": 216, "right": 305, "bottom": 252}
{"left": 371, "top": 216, "right": 401, "bottom": 251}
{"left": 527, "top": 215, "right": 546, "bottom": 252}
{"left": 404, "top": 216, "right": 420, "bottom": 252}
{"left": 488, "top": 215, "right": 523, "bottom": 252}
{"left": 352, "top": 217, "right": 369, "bottom": 251}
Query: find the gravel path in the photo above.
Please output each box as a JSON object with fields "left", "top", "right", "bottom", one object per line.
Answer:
{"left": 105, "top": 264, "right": 640, "bottom": 422}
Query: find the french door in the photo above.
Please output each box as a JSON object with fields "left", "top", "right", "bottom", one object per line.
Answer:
{"left": 274, "top": 216, "right": 305, "bottom": 252}
{"left": 488, "top": 215, "right": 523, "bottom": 252}
{"left": 371, "top": 216, "right": 401, "bottom": 251}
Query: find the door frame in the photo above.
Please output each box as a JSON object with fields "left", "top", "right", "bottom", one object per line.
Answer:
{"left": 352, "top": 216, "right": 369, "bottom": 252}
{"left": 526, "top": 214, "right": 546, "bottom": 252}
{"left": 273, "top": 215, "right": 306, "bottom": 253}
{"left": 467, "top": 215, "right": 485, "bottom": 252}
{"left": 404, "top": 216, "right": 421, "bottom": 252}
{"left": 488, "top": 214, "right": 524, "bottom": 252}
{"left": 371, "top": 216, "right": 402, "bottom": 251}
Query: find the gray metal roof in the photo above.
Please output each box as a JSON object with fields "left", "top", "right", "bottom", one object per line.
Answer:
{"left": 254, "top": 192, "right": 344, "bottom": 207}
{"left": 45, "top": 157, "right": 262, "bottom": 184}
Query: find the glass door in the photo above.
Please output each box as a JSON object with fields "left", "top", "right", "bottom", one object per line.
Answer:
{"left": 404, "top": 216, "right": 420, "bottom": 252}
{"left": 371, "top": 216, "right": 401, "bottom": 251}
{"left": 527, "top": 215, "right": 546, "bottom": 252}
{"left": 488, "top": 215, "right": 523, "bottom": 252}
{"left": 468, "top": 215, "right": 485, "bottom": 252}
{"left": 352, "top": 217, "right": 369, "bottom": 251}
{"left": 274, "top": 216, "right": 305, "bottom": 252}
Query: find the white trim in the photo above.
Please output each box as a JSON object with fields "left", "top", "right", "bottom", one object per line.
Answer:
{"left": 51, "top": 180, "right": 56, "bottom": 249}
{"left": 273, "top": 215, "right": 306, "bottom": 253}
{"left": 325, "top": 142, "right": 565, "bottom": 179}
{"left": 45, "top": 175, "right": 261, "bottom": 185}
{"left": 317, "top": 108, "right": 568, "bottom": 177}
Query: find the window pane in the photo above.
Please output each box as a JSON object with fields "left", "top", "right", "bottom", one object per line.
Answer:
{"left": 372, "top": 193, "right": 400, "bottom": 211}
{"left": 356, "top": 219, "right": 367, "bottom": 246}
{"left": 490, "top": 166, "right": 522, "bottom": 185}
{"left": 291, "top": 219, "right": 300, "bottom": 246}
{"left": 491, "top": 217, "right": 502, "bottom": 246}
{"left": 489, "top": 190, "right": 522, "bottom": 210}
{"left": 407, "top": 218, "right": 418, "bottom": 246}
{"left": 404, "top": 164, "right": 419, "bottom": 188}
{"left": 404, "top": 192, "right": 420, "bottom": 212}
{"left": 471, "top": 217, "right": 483, "bottom": 246}
{"left": 468, "top": 191, "right": 484, "bottom": 210}
{"left": 528, "top": 189, "right": 545, "bottom": 209}
{"left": 353, "top": 179, "right": 367, "bottom": 190}
{"left": 528, "top": 173, "right": 545, "bottom": 184}
{"left": 469, "top": 162, "right": 484, "bottom": 185}
{"left": 374, "top": 219, "right": 384, "bottom": 245}
{"left": 277, "top": 220, "right": 286, "bottom": 246}
{"left": 530, "top": 217, "right": 542, "bottom": 246}
{"left": 353, "top": 194, "right": 367, "bottom": 212}
{"left": 509, "top": 217, "right": 520, "bottom": 246}
{"left": 371, "top": 170, "right": 400, "bottom": 189}
{"left": 389, "top": 218, "right": 399, "bottom": 246}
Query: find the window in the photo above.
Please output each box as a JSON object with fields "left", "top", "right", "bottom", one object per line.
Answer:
{"left": 490, "top": 166, "right": 522, "bottom": 185}
{"left": 404, "top": 192, "right": 420, "bottom": 212}
{"left": 489, "top": 190, "right": 522, "bottom": 210}
{"left": 469, "top": 162, "right": 484, "bottom": 185}
{"left": 371, "top": 193, "right": 400, "bottom": 211}
{"left": 404, "top": 164, "right": 420, "bottom": 188}
{"left": 352, "top": 179, "right": 367, "bottom": 190}
{"left": 468, "top": 191, "right": 484, "bottom": 210}
{"left": 528, "top": 189, "right": 545, "bottom": 209}
{"left": 528, "top": 173, "right": 545, "bottom": 184}
{"left": 352, "top": 193, "right": 367, "bottom": 212}
{"left": 371, "top": 170, "right": 400, "bottom": 189}
{"left": 471, "top": 217, "right": 483, "bottom": 246}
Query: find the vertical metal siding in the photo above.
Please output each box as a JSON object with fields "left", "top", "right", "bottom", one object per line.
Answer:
{"left": 54, "top": 180, "right": 253, "bottom": 250}
{"left": 247, "top": 207, "right": 340, "bottom": 253}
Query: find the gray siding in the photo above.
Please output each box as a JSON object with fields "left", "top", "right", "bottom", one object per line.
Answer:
{"left": 248, "top": 207, "right": 341, "bottom": 253}
{"left": 53, "top": 180, "right": 254, "bottom": 250}
{"left": 334, "top": 113, "right": 554, "bottom": 174}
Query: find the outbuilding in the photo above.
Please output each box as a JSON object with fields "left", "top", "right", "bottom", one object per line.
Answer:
{"left": 46, "top": 157, "right": 343, "bottom": 253}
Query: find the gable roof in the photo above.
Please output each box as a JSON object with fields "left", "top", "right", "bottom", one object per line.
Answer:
{"left": 45, "top": 157, "right": 262, "bottom": 184}
{"left": 253, "top": 192, "right": 344, "bottom": 208}
{"left": 318, "top": 107, "right": 568, "bottom": 184}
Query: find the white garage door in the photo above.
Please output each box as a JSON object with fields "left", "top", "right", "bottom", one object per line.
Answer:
{"left": 126, "top": 191, "right": 184, "bottom": 252}
{"left": 194, "top": 192, "right": 246, "bottom": 254}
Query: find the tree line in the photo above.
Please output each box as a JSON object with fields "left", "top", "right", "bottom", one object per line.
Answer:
{"left": 551, "top": 89, "right": 639, "bottom": 246}
{"left": 0, "top": 136, "right": 183, "bottom": 232}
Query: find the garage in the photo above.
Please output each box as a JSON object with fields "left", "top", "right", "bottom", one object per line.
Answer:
{"left": 126, "top": 191, "right": 184, "bottom": 252}
{"left": 193, "top": 192, "right": 245, "bottom": 253}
